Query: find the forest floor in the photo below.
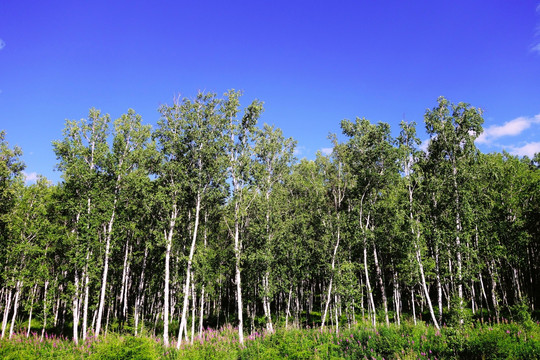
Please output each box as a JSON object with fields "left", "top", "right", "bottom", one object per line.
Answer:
{"left": 0, "top": 319, "right": 539, "bottom": 359}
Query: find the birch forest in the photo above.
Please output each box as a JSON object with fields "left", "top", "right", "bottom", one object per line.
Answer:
{"left": 1, "top": 91, "right": 540, "bottom": 346}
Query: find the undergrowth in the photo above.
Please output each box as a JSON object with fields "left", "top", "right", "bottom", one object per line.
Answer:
{"left": 1, "top": 320, "right": 539, "bottom": 359}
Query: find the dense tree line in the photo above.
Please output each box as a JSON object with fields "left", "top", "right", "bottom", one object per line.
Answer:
{"left": 1, "top": 92, "right": 539, "bottom": 346}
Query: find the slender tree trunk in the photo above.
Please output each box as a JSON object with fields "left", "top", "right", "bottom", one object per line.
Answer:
{"left": 488, "top": 260, "right": 500, "bottom": 323}
{"left": 334, "top": 294, "right": 339, "bottom": 334}
{"left": 512, "top": 267, "right": 522, "bottom": 302}
{"left": 360, "top": 276, "right": 365, "bottom": 320}
{"left": 198, "top": 211, "right": 208, "bottom": 336}
{"left": 53, "top": 290, "right": 60, "bottom": 328}
{"left": 452, "top": 161, "right": 464, "bottom": 323}
{"left": 178, "top": 192, "right": 201, "bottom": 347}
{"left": 363, "top": 242, "right": 376, "bottom": 328}
{"left": 262, "top": 273, "right": 274, "bottom": 332}
{"left": 120, "top": 240, "right": 130, "bottom": 321}
{"left": 96, "top": 211, "right": 115, "bottom": 337}
{"left": 26, "top": 284, "right": 38, "bottom": 337}
{"left": 393, "top": 270, "right": 401, "bottom": 326}
{"left": 1, "top": 286, "right": 13, "bottom": 338}
{"left": 41, "top": 280, "right": 49, "bottom": 339}
{"left": 163, "top": 204, "right": 178, "bottom": 347}
{"left": 373, "top": 242, "right": 389, "bottom": 326}
{"left": 411, "top": 287, "right": 417, "bottom": 326}
{"left": 471, "top": 279, "right": 476, "bottom": 314}
{"left": 415, "top": 246, "right": 440, "bottom": 329}
{"left": 435, "top": 243, "right": 443, "bottom": 323}
{"left": 479, "top": 272, "right": 491, "bottom": 315}
{"left": 285, "top": 286, "right": 292, "bottom": 329}
{"left": 9, "top": 280, "right": 22, "bottom": 339}
{"left": 234, "top": 209, "right": 244, "bottom": 344}
{"left": 198, "top": 285, "right": 205, "bottom": 335}
{"left": 190, "top": 277, "right": 196, "bottom": 344}
{"left": 322, "top": 219, "right": 340, "bottom": 329}
{"left": 262, "top": 189, "right": 274, "bottom": 333}
{"left": 134, "top": 251, "right": 145, "bottom": 337}
{"left": 82, "top": 251, "right": 91, "bottom": 340}
{"left": 73, "top": 272, "right": 80, "bottom": 344}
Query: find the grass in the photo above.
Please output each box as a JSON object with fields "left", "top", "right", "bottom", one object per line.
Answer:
{"left": 1, "top": 320, "right": 539, "bottom": 359}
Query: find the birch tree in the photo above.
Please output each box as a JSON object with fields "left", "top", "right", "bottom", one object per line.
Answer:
{"left": 398, "top": 120, "right": 440, "bottom": 329}
{"left": 53, "top": 109, "right": 110, "bottom": 344}
{"left": 341, "top": 118, "right": 397, "bottom": 327}
{"left": 171, "top": 93, "right": 228, "bottom": 346}
{"left": 424, "top": 97, "right": 483, "bottom": 320}
{"left": 94, "top": 109, "right": 152, "bottom": 337}
{"left": 251, "top": 124, "right": 295, "bottom": 333}
{"left": 222, "top": 90, "right": 263, "bottom": 345}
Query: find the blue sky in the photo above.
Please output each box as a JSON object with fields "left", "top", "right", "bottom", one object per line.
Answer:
{"left": 1, "top": 1, "right": 539, "bottom": 183}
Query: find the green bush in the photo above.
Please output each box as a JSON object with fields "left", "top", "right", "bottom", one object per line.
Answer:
{"left": 89, "top": 335, "right": 161, "bottom": 360}
{"left": 2, "top": 320, "right": 540, "bottom": 359}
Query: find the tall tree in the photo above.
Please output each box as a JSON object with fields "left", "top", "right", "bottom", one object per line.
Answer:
{"left": 53, "top": 109, "right": 110, "bottom": 344}
{"left": 94, "top": 109, "right": 152, "bottom": 337}
{"left": 251, "top": 124, "right": 296, "bottom": 333}
{"left": 223, "top": 90, "right": 264, "bottom": 344}
{"left": 398, "top": 120, "right": 440, "bottom": 329}
{"left": 171, "top": 93, "right": 228, "bottom": 345}
{"left": 341, "top": 118, "right": 397, "bottom": 327}
{"left": 424, "top": 97, "right": 483, "bottom": 320}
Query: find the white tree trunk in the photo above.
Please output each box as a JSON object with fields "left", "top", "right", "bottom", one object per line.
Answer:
{"left": 26, "top": 284, "right": 38, "bottom": 337}
{"left": 411, "top": 287, "right": 417, "bottom": 325}
{"left": 373, "top": 243, "right": 389, "bottom": 326}
{"left": 322, "top": 220, "right": 340, "bottom": 329}
{"left": 134, "top": 246, "right": 148, "bottom": 336}
{"left": 198, "top": 285, "right": 205, "bottom": 335}
{"left": 1, "top": 286, "right": 13, "bottom": 338}
{"left": 120, "top": 240, "right": 130, "bottom": 321}
{"left": 163, "top": 204, "right": 177, "bottom": 347}
{"left": 82, "top": 251, "right": 90, "bottom": 340}
{"left": 96, "top": 213, "right": 115, "bottom": 337}
{"left": 285, "top": 287, "right": 292, "bottom": 329}
{"left": 234, "top": 209, "right": 244, "bottom": 344}
{"left": 363, "top": 244, "right": 376, "bottom": 328}
{"left": 73, "top": 273, "right": 80, "bottom": 344}
{"left": 177, "top": 192, "right": 201, "bottom": 347}
{"left": 41, "top": 280, "right": 49, "bottom": 339}
{"left": 9, "top": 281, "right": 22, "bottom": 339}
{"left": 190, "top": 278, "right": 196, "bottom": 344}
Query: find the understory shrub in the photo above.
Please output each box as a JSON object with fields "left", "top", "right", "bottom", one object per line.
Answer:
{"left": 1, "top": 320, "right": 539, "bottom": 359}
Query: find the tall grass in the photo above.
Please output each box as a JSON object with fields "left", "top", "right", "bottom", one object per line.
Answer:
{"left": 1, "top": 320, "right": 539, "bottom": 359}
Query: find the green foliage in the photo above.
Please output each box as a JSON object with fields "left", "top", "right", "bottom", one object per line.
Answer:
{"left": 2, "top": 321, "right": 540, "bottom": 359}
{"left": 447, "top": 296, "right": 473, "bottom": 327}
{"left": 89, "top": 335, "right": 162, "bottom": 360}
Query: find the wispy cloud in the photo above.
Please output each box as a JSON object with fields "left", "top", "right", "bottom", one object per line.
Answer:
{"left": 420, "top": 138, "right": 430, "bottom": 152}
{"left": 508, "top": 142, "right": 540, "bottom": 158}
{"left": 533, "top": 4, "right": 540, "bottom": 54}
{"left": 320, "top": 147, "right": 333, "bottom": 156}
{"left": 23, "top": 171, "right": 38, "bottom": 184}
{"left": 0, "top": 38, "right": 5, "bottom": 51}
{"left": 476, "top": 115, "right": 540, "bottom": 144}
{"left": 293, "top": 146, "right": 305, "bottom": 156}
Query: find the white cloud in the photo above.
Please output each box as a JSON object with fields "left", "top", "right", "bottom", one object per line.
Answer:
{"left": 508, "top": 142, "right": 540, "bottom": 158}
{"left": 293, "top": 146, "right": 305, "bottom": 156}
{"left": 531, "top": 43, "right": 540, "bottom": 55}
{"left": 23, "top": 171, "right": 38, "bottom": 184}
{"left": 476, "top": 115, "right": 540, "bottom": 144}
{"left": 320, "top": 147, "right": 333, "bottom": 155}
{"left": 420, "top": 138, "right": 430, "bottom": 152}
